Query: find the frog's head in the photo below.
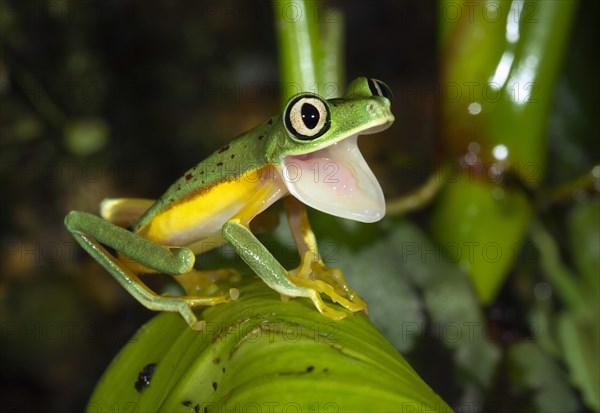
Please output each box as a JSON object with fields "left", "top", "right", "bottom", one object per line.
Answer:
{"left": 268, "top": 77, "right": 394, "bottom": 223}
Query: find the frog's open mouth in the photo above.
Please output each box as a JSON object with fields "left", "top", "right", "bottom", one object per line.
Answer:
{"left": 281, "top": 122, "right": 391, "bottom": 223}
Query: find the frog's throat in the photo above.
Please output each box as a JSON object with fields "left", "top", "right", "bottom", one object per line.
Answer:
{"left": 280, "top": 134, "right": 385, "bottom": 223}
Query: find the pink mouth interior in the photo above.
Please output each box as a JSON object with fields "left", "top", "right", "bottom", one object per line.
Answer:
{"left": 281, "top": 136, "right": 385, "bottom": 223}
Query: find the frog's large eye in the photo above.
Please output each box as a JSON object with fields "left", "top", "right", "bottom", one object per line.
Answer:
{"left": 367, "top": 79, "right": 393, "bottom": 102}
{"left": 284, "top": 94, "right": 331, "bottom": 141}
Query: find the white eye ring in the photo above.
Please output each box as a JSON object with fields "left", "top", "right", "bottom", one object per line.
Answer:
{"left": 284, "top": 95, "right": 330, "bottom": 141}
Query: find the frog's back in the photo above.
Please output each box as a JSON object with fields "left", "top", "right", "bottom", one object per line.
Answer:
{"left": 132, "top": 118, "right": 278, "bottom": 245}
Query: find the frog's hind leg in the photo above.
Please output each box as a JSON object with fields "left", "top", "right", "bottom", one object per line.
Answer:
{"left": 100, "top": 198, "right": 156, "bottom": 227}
{"left": 284, "top": 197, "right": 367, "bottom": 312}
{"left": 101, "top": 201, "right": 240, "bottom": 309}
{"left": 65, "top": 211, "right": 229, "bottom": 330}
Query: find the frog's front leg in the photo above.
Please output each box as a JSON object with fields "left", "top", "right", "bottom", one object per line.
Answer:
{"left": 284, "top": 197, "right": 367, "bottom": 313}
{"left": 222, "top": 219, "right": 346, "bottom": 320}
{"left": 65, "top": 211, "right": 229, "bottom": 330}
{"left": 221, "top": 182, "right": 346, "bottom": 320}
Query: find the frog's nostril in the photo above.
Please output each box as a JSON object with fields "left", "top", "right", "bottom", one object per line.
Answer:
{"left": 367, "top": 103, "right": 375, "bottom": 112}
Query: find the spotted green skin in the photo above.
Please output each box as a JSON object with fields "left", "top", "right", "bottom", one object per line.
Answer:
{"left": 64, "top": 77, "right": 394, "bottom": 329}
{"left": 134, "top": 77, "right": 392, "bottom": 232}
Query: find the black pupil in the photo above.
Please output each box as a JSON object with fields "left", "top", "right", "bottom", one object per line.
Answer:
{"left": 301, "top": 103, "right": 319, "bottom": 129}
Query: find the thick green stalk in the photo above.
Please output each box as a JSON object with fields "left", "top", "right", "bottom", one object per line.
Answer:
{"left": 433, "top": 0, "right": 578, "bottom": 303}
{"left": 318, "top": 7, "right": 345, "bottom": 98}
{"left": 274, "top": 0, "right": 321, "bottom": 102}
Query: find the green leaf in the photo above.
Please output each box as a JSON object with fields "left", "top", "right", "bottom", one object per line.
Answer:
{"left": 63, "top": 117, "right": 109, "bottom": 156}
{"left": 88, "top": 279, "right": 453, "bottom": 412}
{"left": 558, "top": 313, "right": 600, "bottom": 412}
{"left": 558, "top": 199, "right": 600, "bottom": 412}
{"left": 509, "top": 342, "right": 580, "bottom": 413}
{"left": 389, "top": 221, "right": 501, "bottom": 389}
{"left": 430, "top": 175, "right": 532, "bottom": 304}
{"left": 567, "top": 200, "right": 600, "bottom": 299}
{"left": 324, "top": 224, "right": 425, "bottom": 353}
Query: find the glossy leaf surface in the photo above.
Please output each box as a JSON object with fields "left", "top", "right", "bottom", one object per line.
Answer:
{"left": 88, "top": 279, "right": 452, "bottom": 412}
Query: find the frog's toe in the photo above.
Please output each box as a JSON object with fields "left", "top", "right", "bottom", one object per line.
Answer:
{"left": 304, "top": 289, "right": 347, "bottom": 320}
{"left": 291, "top": 276, "right": 367, "bottom": 313}
{"left": 183, "top": 294, "right": 230, "bottom": 307}
{"left": 320, "top": 305, "right": 347, "bottom": 320}
{"left": 175, "top": 302, "right": 206, "bottom": 330}
{"left": 310, "top": 263, "right": 366, "bottom": 307}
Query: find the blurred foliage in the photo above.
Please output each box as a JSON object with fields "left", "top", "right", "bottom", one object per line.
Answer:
{"left": 430, "top": 174, "right": 532, "bottom": 303}
{"left": 1, "top": 1, "right": 598, "bottom": 412}
{"left": 437, "top": 0, "right": 577, "bottom": 303}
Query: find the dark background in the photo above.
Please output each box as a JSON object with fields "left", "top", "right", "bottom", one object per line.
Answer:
{"left": 1, "top": 1, "right": 597, "bottom": 412}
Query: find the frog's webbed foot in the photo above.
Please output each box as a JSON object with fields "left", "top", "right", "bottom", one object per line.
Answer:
{"left": 174, "top": 268, "right": 242, "bottom": 301}
{"left": 289, "top": 251, "right": 367, "bottom": 313}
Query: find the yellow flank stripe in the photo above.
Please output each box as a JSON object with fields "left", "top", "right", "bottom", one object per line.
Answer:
{"left": 138, "top": 168, "right": 263, "bottom": 244}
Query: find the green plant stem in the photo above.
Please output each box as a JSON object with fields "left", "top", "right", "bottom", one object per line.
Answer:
{"left": 542, "top": 165, "right": 600, "bottom": 206}
{"left": 386, "top": 168, "right": 445, "bottom": 215}
{"left": 274, "top": 0, "right": 337, "bottom": 103}
{"left": 318, "top": 7, "right": 345, "bottom": 97}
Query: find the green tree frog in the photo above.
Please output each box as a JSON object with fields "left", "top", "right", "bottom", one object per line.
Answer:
{"left": 65, "top": 77, "right": 394, "bottom": 330}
